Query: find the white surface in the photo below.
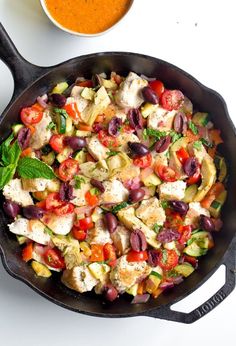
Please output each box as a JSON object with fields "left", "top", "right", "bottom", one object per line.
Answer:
{"left": 0, "top": 0, "right": 235, "bottom": 345}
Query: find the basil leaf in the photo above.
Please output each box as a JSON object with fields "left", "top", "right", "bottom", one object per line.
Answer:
{"left": 0, "top": 165, "right": 16, "bottom": 190}
{"left": 17, "top": 157, "right": 56, "bottom": 179}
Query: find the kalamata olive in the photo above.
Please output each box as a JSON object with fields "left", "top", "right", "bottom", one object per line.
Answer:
{"left": 22, "top": 205, "right": 45, "bottom": 219}
{"left": 3, "top": 200, "right": 20, "bottom": 218}
{"left": 169, "top": 200, "right": 189, "bottom": 216}
{"left": 104, "top": 213, "right": 118, "bottom": 233}
{"left": 173, "top": 112, "right": 187, "bottom": 134}
{"left": 90, "top": 178, "right": 105, "bottom": 193}
{"left": 130, "top": 229, "right": 147, "bottom": 252}
{"left": 51, "top": 93, "right": 67, "bottom": 108}
{"left": 157, "top": 228, "right": 181, "bottom": 243}
{"left": 128, "top": 142, "right": 149, "bottom": 157}
{"left": 183, "top": 157, "right": 198, "bottom": 177}
{"left": 108, "top": 117, "right": 122, "bottom": 137}
{"left": 92, "top": 74, "right": 102, "bottom": 88}
{"left": 142, "top": 86, "right": 159, "bottom": 104}
{"left": 200, "top": 215, "right": 215, "bottom": 232}
{"left": 147, "top": 249, "right": 159, "bottom": 267}
{"left": 17, "top": 127, "right": 31, "bottom": 150}
{"left": 154, "top": 135, "right": 171, "bottom": 153}
{"left": 59, "top": 182, "right": 74, "bottom": 201}
{"left": 128, "top": 109, "right": 143, "bottom": 130}
{"left": 64, "top": 136, "right": 87, "bottom": 151}
{"left": 103, "top": 285, "right": 118, "bottom": 302}
{"left": 128, "top": 188, "right": 145, "bottom": 203}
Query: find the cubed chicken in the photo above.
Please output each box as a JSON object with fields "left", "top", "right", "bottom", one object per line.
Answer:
{"left": 8, "top": 218, "right": 50, "bottom": 245}
{"left": 135, "top": 197, "right": 166, "bottom": 228}
{"left": 87, "top": 136, "right": 108, "bottom": 161}
{"left": 29, "top": 110, "right": 52, "bottom": 149}
{"left": 89, "top": 219, "right": 112, "bottom": 245}
{"left": 184, "top": 202, "right": 210, "bottom": 228}
{"left": 115, "top": 72, "right": 147, "bottom": 109}
{"left": 117, "top": 132, "right": 140, "bottom": 153}
{"left": 158, "top": 181, "right": 186, "bottom": 201}
{"left": 111, "top": 224, "right": 130, "bottom": 255}
{"left": 41, "top": 213, "right": 75, "bottom": 235}
{"left": 147, "top": 106, "right": 176, "bottom": 131}
{"left": 115, "top": 164, "right": 140, "bottom": 182}
{"left": 110, "top": 255, "right": 151, "bottom": 292}
{"left": 70, "top": 86, "right": 90, "bottom": 112}
{"left": 61, "top": 265, "right": 98, "bottom": 293}
{"left": 3, "top": 178, "right": 33, "bottom": 207}
{"left": 102, "top": 179, "right": 129, "bottom": 204}
{"left": 117, "top": 207, "right": 160, "bottom": 249}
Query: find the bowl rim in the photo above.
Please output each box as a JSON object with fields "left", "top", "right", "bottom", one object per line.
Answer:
{"left": 39, "top": 0, "right": 134, "bottom": 37}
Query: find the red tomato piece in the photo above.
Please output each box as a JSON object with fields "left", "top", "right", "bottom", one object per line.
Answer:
{"left": 182, "top": 255, "right": 198, "bottom": 267}
{"left": 126, "top": 250, "right": 148, "bottom": 262}
{"left": 77, "top": 80, "right": 93, "bottom": 88}
{"left": 49, "top": 134, "right": 65, "bottom": 153}
{"left": 44, "top": 248, "right": 65, "bottom": 269}
{"left": 179, "top": 225, "right": 192, "bottom": 244}
{"left": 46, "top": 192, "right": 64, "bottom": 210}
{"left": 155, "top": 164, "right": 177, "bottom": 182}
{"left": 121, "top": 124, "right": 135, "bottom": 134}
{"left": 58, "top": 158, "right": 79, "bottom": 182}
{"left": 165, "top": 210, "right": 183, "bottom": 232}
{"left": 72, "top": 226, "right": 87, "bottom": 241}
{"left": 22, "top": 242, "right": 33, "bottom": 262}
{"left": 75, "top": 216, "right": 94, "bottom": 231}
{"left": 160, "top": 90, "right": 184, "bottom": 111}
{"left": 133, "top": 153, "right": 152, "bottom": 168}
{"left": 186, "top": 166, "right": 201, "bottom": 185}
{"left": 98, "top": 130, "right": 119, "bottom": 148}
{"left": 103, "top": 243, "right": 117, "bottom": 265}
{"left": 63, "top": 102, "right": 81, "bottom": 121}
{"left": 20, "top": 104, "right": 43, "bottom": 125}
{"left": 176, "top": 147, "right": 189, "bottom": 164}
{"left": 54, "top": 203, "right": 74, "bottom": 216}
{"left": 149, "top": 80, "right": 165, "bottom": 98}
{"left": 90, "top": 244, "right": 104, "bottom": 262}
{"left": 158, "top": 249, "right": 179, "bottom": 271}
{"left": 85, "top": 190, "right": 99, "bottom": 206}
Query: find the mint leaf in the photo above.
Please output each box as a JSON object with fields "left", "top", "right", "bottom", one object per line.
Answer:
{"left": 0, "top": 133, "right": 15, "bottom": 166}
{"left": 188, "top": 121, "right": 198, "bottom": 135}
{"left": 0, "top": 165, "right": 16, "bottom": 190}
{"left": 8, "top": 140, "right": 21, "bottom": 165}
{"left": 74, "top": 176, "right": 86, "bottom": 189}
{"left": 145, "top": 128, "right": 167, "bottom": 139}
{"left": 17, "top": 157, "right": 55, "bottom": 179}
{"left": 193, "top": 141, "right": 202, "bottom": 150}
{"left": 170, "top": 130, "right": 182, "bottom": 143}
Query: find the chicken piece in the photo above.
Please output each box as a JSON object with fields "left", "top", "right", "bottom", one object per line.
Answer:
{"left": 71, "top": 178, "right": 91, "bottom": 207}
{"left": 111, "top": 224, "right": 130, "bottom": 255}
{"left": 102, "top": 179, "right": 129, "bottom": 204}
{"left": 41, "top": 213, "right": 75, "bottom": 235}
{"left": 135, "top": 197, "right": 166, "bottom": 228}
{"left": 3, "top": 178, "right": 33, "bottom": 207}
{"left": 158, "top": 181, "right": 186, "bottom": 201}
{"left": 184, "top": 202, "right": 210, "bottom": 228}
{"left": 89, "top": 219, "right": 112, "bottom": 245}
{"left": 29, "top": 110, "right": 52, "bottom": 149}
{"left": 70, "top": 86, "right": 90, "bottom": 112}
{"left": 115, "top": 72, "right": 147, "bottom": 109}
{"left": 8, "top": 218, "right": 50, "bottom": 245}
{"left": 117, "top": 132, "right": 140, "bottom": 153}
{"left": 117, "top": 207, "right": 160, "bottom": 249}
{"left": 61, "top": 265, "right": 98, "bottom": 293}
{"left": 87, "top": 136, "right": 108, "bottom": 161}
{"left": 147, "top": 106, "right": 176, "bottom": 131}
{"left": 110, "top": 255, "right": 151, "bottom": 292}
{"left": 115, "top": 164, "right": 140, "bottom": 182}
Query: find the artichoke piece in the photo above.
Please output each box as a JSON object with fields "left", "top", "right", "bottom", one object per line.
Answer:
{"left": 52, "top": 235, "right": 82, "bottom": 270}
{"left": 107, "top": 152, "right": 131, "bottom": 176}
{"left": 79, "top": 161, "right": 109, "bottom": 181}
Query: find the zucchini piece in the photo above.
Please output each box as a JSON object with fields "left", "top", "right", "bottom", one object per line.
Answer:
{"left": 219, "top": 158, "right": 227, "bottom": 182}
{"left": 126, "top": 284, "right": 139, "bottom": 296}
{"left": 31, "top": 261, "right": 52, "bottom": 278}
{"left": 51, "top": 82, "right": 69, "bottom": 94}
{"left": 142, "top": 173, "right": 162, "bottom": 187}
{"left": 183, "top": 242, "right": 208, "bottom": 257}
{"left": 57, "top": 147, "right": 73, "bottom": 163}
{"left": 174, "top": 263, "right": 195, "bottom": 277}
{"left": 75, "top": 130, "right": 91, "bottom": 137}
{"left": 12, "top": 123, "right": 24, "bottom": 136}
{"left": 141, "top": 103, "right": 158, "bottom": 118}
{"left": 65, "top": 116, "right": 74, "bottom": 135}
{"left": 55, "top": 113, "right": 66, "bottom": 134}
{"left": 146, "top": 272, "right": 162, "bottom": 294}
{"left": 74, "top": 150, "right": 87, "bottom": 164}
{"left": 41, "top": 151, "right": 55, "bottom": 166}
{"left": 208, "top": 190, "right": 227, "bottom": 218}
{"left": 192, "top": 112, "right": 209, "bottom": 127}
{"left": 16, "top": 235, "right": 27, "bottom": 245}
{"left": 183, "top": 184, "right": 198, "bottom": 203}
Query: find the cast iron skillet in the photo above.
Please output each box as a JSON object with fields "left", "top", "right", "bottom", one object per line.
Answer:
{"left": 0, "top": 23, "right": 235, "bottom": 323}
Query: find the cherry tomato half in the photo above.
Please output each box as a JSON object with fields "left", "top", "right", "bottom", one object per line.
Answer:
{"left": 44, "top": 248, "right": 65, "bottom": 269}
{"left": 158, "top": 249, "right": 179, "bottom": 271}
{"left": 58, "top": 158, "right": 79, "bottom": 182}
{"left": 20, "top": 104, "right": 43, "bottom": 126}
{"left": 63, "top": 102, "right": 81, "bottom": 121}
{"left": 179, "top": 225, "right": 192, "bottom": 245}
{"left": 22, "top": 242, "right": 33, "bottom": 262}
{"left": 75, "top": 216, "right": 94, "bottom": 231}
{"left": 90, "top": 244, "right": 104, "bottom": 262}
{"left": 176, "top": 147, "right": 189, "bottom": 164}
{"left": 72, "top": 226, "right": 87, "bottom": 241}
{"left": 160, "top": 90, "right": 184, "bottom": 111}
{"left": 155, "top": 164, "right": 177, "bottom": 182}
{"left": 85, "top": 190, "right": 99, "bottom": 206}
{"left": 127, "top": 250, "right": 148, "bottom": 262}
{"left": 98, "top": 130, "right": 119, "bottom": 148}
{"left": 103, "top": 243, "right": 117, "bottom": 265}
{"left": 49, "top": 134, "right": 65, "bottom": 153}
{"left": 54, "top": 203, "right": 74, "bottom": 216}
{"left": 46, "top": 192, "right": 64, "bottom": 210}
{"left": 133, "top": 153, "right": 152, "bottom": 168}
{"left": 77, "top": 80, "right": 93, "bottom": 88}
{"left": 149, "top": 80, "right": 165, "bottom": 98}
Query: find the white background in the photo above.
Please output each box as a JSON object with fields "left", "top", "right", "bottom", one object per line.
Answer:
{"left": 0, "top": 1, "right": 235, "bottom": 345}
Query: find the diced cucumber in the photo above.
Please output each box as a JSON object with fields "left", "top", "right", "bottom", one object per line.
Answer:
{"left": 126, "top": 284, "right": 139, "bottom": 296}
{"left": 141, "top": 103, "right": 158, "bottom": 118}
{"left": 88, "top": 263, "right": 110, "bottom": 281}
{"left": 74, "top": 149, "right": 87, "bottom": 164}
{"left": 183, "top": 184, "right": 198, "bottom": 203}
{"left": 12, "top": 123, "right": 24, "bottom": 136}
{"left": 55, "top": 113, "right": 66, "bottom": 134}
{"left": 174, "top": 263, "right": 195, "bottom": 277}
{"left": 209, "top": 190, "right": 227, "bottom": 218}
{"left": 142, "top": 173, "right": 162, "bottom": 187}
{"left": 51, "top": 82, "right": 69, "bottom": 94}
{"left": 190, "top": 231, "right": 210, "bottom": 248}
{"left": 183, "top": 242, "right": 208, "bottom": 257}
{"left": 146, "top": 273, "right": 162, "bottom": 294}
{"left": 41, "top": 151, "right": 55, "bottom": 166}
{"left": 16, "top": 235, "right": 27, "bottom": 245}
{"left": 31, "top": 261, "right": 52, "bottom": 278}
{"left": 192, "top": 112, "right": 209, "bottom": 126}
{"left": 65, "top": 116, "right": 74, "bottom": 135}
{"left": 56, "top": 147, "right": 73, "bottom": 163}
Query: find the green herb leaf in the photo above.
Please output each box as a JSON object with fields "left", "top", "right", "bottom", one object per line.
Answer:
{"left": 200, "top": 138, "right": 214, "bottom": 148}
{"left": 47, "top": 121, "right": 56, "bottom": 130}
{"left": 170, "top": 130, "right": 182, "bottom": 143}
{"left": 188, "top": 121, "right": 198, "bottom": 135}
{"left": 162, "top": 249, "right": 168, "bottom": 264}
{"left": 143, "top": 129, "right": 148, "bottom": 140}
{"left": 0, "top": 133, "right": 15, "bottom": 166}
{"left": 145, "top": 128, "right": 167, "bottom": 140}
{"left": 17, "top": 157, "right": 56, "bottom": 179}
{"left": 161, "top": 201, "right": 169, "bottom": 209}
{"left": 74, "top": 176, "right": 86, "bottom": 189}
{"left": 44, "top": 227, "right": 54, "bottom": 236}
{"left": 90, "top": 187, "right": 99, "bottom": 195}
{"left": 193, "top": 141, "right": 202, "bottom": 150}
{"left": 150, "top": 271, "right": 162, "bottom": 279}
{"left": 53, "top": 108, "right": 68, "bottom": 118}
{"left": 112, "top": 202, "right": 130, "bottom": 213}
{"left": 153, "top": 223, "right": 161, "bottom": 233}
{"left": 106, "top": 151, "right": 119, "bottom": 157}
{"left": 0, "top": 165, "right": 16, "bottom": 190}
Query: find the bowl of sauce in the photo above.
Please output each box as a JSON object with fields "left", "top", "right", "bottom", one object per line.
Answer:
{"left": 40, "top": 0, "right": 134, "bottom": 36}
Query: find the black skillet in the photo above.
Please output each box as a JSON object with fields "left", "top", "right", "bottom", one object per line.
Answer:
{"left": 0, "top": 23, "right": 235, "bottom": 323}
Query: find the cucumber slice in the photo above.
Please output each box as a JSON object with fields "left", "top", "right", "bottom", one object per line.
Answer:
{"left": 51, "top": 82, "right": 69, "bottom": 94}
{"left": 183, "top": 242, "right": 208, "bottom": 257}
{"left": 74, "top": 150, "right": 87, "bottom": 163}
{"left": 12, "top": 124, "right": 24, "bottom": 136}
{"left": 209, "top": 190, "right": 227, "bottom": 218}
{"left": 31, "top": 261, "right": 52, "bottom": 278}
{"left": 65, "top": 116, "right": 74, "bottom": 135}
{"left": 41, "top": 151, "right": 55, "bottom": 166}
{"left": 174, "top": 263, "right": 195, "bottom": 277}
{"left": 142, "top": 173, "right": 161, "bottom": 187}
{"left": 183, "top": 184, "right": 198, "bottom": 203}
{"left": 55, "top": 113, "right": 66, "bottom": 134}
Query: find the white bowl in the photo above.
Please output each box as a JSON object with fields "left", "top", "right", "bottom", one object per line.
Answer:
{"left": 40, "top": 0, "right": 134, "bottom": 37}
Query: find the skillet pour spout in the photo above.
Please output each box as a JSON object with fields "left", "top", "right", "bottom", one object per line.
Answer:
{"left": 0, "top": 22, "right": 235, "bottom": 323}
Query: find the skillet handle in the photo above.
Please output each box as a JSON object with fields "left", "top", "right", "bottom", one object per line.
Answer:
{"left": 143, "top": 237, "right": 236, "bottom": 323}
{"left": 0, "top": 23, "right": 49, "bottom": 102}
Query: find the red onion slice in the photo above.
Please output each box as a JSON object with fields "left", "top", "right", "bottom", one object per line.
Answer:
{"left": 131, "top": 294, "right": 150, "bottom": 304}
{"left": 37, "top": 94, "right": 48, "bottom": 109}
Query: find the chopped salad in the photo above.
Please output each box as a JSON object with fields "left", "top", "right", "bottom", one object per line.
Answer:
{"left": 0, "top": 71, "right": 227, "bottom": 303}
